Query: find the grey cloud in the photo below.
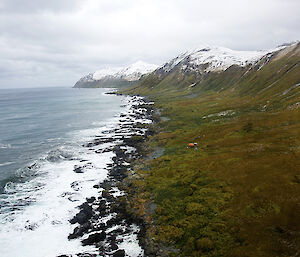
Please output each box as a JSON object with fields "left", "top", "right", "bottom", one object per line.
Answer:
{"left": 0, "top": 0, "right": 299, "bottom": 88}
{"left": 0, "top": 0, "right": 83, "bottom": 14}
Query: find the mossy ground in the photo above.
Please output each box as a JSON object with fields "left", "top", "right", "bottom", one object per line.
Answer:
{"left": 123, "top": 45, "right": 300, "bottom": 256}
{"left": 126, "top": 90, "right": 300, "bottom": 256}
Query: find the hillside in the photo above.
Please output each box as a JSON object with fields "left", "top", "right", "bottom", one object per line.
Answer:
{"left": 129, "top": 43, "right": 299, "bottom": 101}
{"left": 73, "top": 61, "right": 158, "bottom": 88}
{"left": 122, "top": 43, "right": 300, "bottom": 256}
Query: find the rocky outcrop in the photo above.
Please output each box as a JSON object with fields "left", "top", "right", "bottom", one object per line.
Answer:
{"left": 59, "top": 95, "right": 165, "bottom": 256}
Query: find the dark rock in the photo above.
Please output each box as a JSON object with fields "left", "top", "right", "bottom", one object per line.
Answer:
{"left": 79, "top": 202, "right": 93, "bottom": 216}
{"left": 99, "top": 181, "right": 113, "bottom": 190}
{"left": 70, "top": 202, "right": 93, "bottom": 225}
{"left": 102, "top": 190, "right": 114, "bottom": 201}
{"left": 97, "top": 200, "right": 106, "bottom": 212}
{"left": 71, "top": 181, "right": 80, "bottom": 191}
{"left": 65, "top": 98, "right": 156, "bottom": 256}
{"left": 28, "top": 163, "right": 37, "bottom": 170}
{"left": 68, "top": 222, "right": 91, "bottom": 239}
{"left": 106, "top": 218, "right": 120, "bottom": 229}
{"left": 70, "top": 211, "right": 88, "bottom": 225}
{"left": 108, "top": 234, "right": 117, "bottom": 241}
{"left": 86, "top": 197, "right": 96, "bottom": 203}
{"left": 111, "top": 242, "right": 118, "bottom": 251}
{"left": 124, "top": 227, "right": 131, "bottom": 234}
{"left": 110, "top": 165, "right": 128, "bottom": 181}
{"left": 113, "top": 249, "right": 125, "bottom": 257}
{"left": 77, "top": 253, "right": 97, "bottom": 257}
{"left": 123, "top": 135, "right": 144, "bottom": 147}
{"left": 81, "top": 232, "right": 106, "bottom": 246}
{"left": 74, "top": 165, "right": 84, "bottom": 173}
{"left": 114, "top": 146, "right": 126, "bottom": 158}
{"left": 93, "top": 223, "right": 106, "bottom": 231}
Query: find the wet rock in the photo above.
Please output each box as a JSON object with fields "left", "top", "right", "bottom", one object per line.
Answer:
{"left": 25, "top": 222, "right": 38, "bottom": 231}
{"left": 97, "top": 200, "right": 106, "bottom": 212}
{"left": 102, "top": 190, "right": 114, "bottom": 201}
{"left": 28, "top": 163, "right": 37, "bottom": 170}
{"left": 77, "top": 253, "right": 97, "bottom": 257}
{"left": 112, "top": 249, "right": 125, "bottom": 257}
{"left": 109, "top": 166, "right": 128, "bottom": 181}
{"left": 93, "top": 223, "right": 106, "bottom": 231}
{"left": 111, "top": 242, "right": 118, "bottom": 251}
{"left": 68, "top": 222, "right": 91, "bottom": 239}
{"left": 114, "top": 147, "right": 126, "bottom": 159}
{"left": 81, "top": 231, "right": 106, "bottom": 246}
{"left": 68, "top": 196, "right": 79, "bottom": 202}
{"left": 86, "top": 197, "right": 96, "bottom": 203}
{"left": 70, "top": 203, "right": 93, "bottom": 225}
{"left": 99, "top": 181, "right": 113, "bottom": 191}
{"left": 79, "top": 202, "right": 93, "bottom": 215}
{"left": 71, "top": 181, "right": 81, "bottom": 191}
{"left": 123, "top": 135, "right": 145, "bottom": 147}
{"left": 59, "top": 98, "right": 156, "bottom": 257}
{"left": 70, "top": 211, "right": 88, "bottom": 225}
{"left": 74, "top": 165, "right": 84, "bottom": 173}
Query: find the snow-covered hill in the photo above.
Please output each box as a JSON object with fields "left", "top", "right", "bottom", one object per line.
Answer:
{"left": 74, "top": 61, "right": 158, "bottom": 88}
{"left": 74, "top": 43, "right": 297, "bottom": 89}
{"left": 130, "top": 42, "right": 300, "bottom": 97}
{"left": 93, "top": 61, "right": 158, "bottom": 81}
{"left": 160, "top": 45, "right": 288, "bottom": 73}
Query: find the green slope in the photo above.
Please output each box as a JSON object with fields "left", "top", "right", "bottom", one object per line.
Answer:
{"left": 127, "top": 43, "right": 300, "bottom": 104}
{"left": 123, "top": 43, "right": 300, "bottom": 256}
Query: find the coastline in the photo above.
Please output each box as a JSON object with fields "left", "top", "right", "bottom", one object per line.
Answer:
{"left": 61, "top": 94, "right": 161, "bottom": 257}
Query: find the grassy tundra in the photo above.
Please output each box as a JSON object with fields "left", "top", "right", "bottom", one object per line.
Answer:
{"left": 123, "top": 43, "right": 300, "bottom": 256}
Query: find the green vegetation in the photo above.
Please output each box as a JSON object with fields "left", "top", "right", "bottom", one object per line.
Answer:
{"left": 123, "top": 44, "right": 300, "bottom": 256}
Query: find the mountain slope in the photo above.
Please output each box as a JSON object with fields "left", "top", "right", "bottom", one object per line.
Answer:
{"left": 73, "top": 61, "right": 158, "bottom": 88}
{"left": 128, "top": 42, "right": 300, "bottom": 107}
{"left": 160, "top": 45, "right": 272, "bottom": 73}
{"left": 122, "top": 43, "right": 300, "bottom": 257}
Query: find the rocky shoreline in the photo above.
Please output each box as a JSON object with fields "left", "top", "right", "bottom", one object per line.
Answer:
{"left": 58, "top": 95, "right": 157, "bottom": 257}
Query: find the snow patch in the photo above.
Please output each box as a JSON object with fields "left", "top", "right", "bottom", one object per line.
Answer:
{"left": 93, "top": 61, "right": 158, "bottom": 81}
{"left": 161, "top": 45, "right": 289, "bottom": 73}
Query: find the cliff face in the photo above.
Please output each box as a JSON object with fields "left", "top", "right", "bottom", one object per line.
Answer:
{"left": 73, "top": 61, "right": 158, "bottom": 88}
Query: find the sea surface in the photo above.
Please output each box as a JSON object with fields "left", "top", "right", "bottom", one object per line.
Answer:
{"left": 0, "top": 87, "right": 130, "bottom": 256}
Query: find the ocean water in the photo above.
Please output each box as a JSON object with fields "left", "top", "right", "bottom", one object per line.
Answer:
{"left": 0, "top": 87, "right": 130, "bottom": 256}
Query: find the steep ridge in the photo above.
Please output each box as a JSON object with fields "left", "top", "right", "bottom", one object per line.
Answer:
{"left": 129, "top": 42, "right": 300, "bottom": 106}
{"left": 74, "top": 61, "right": 158, "bottom": 88}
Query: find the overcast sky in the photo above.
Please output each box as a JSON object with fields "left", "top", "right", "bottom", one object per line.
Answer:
{"left": 0, "top": 0, "right": 299, "bottom": 88}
